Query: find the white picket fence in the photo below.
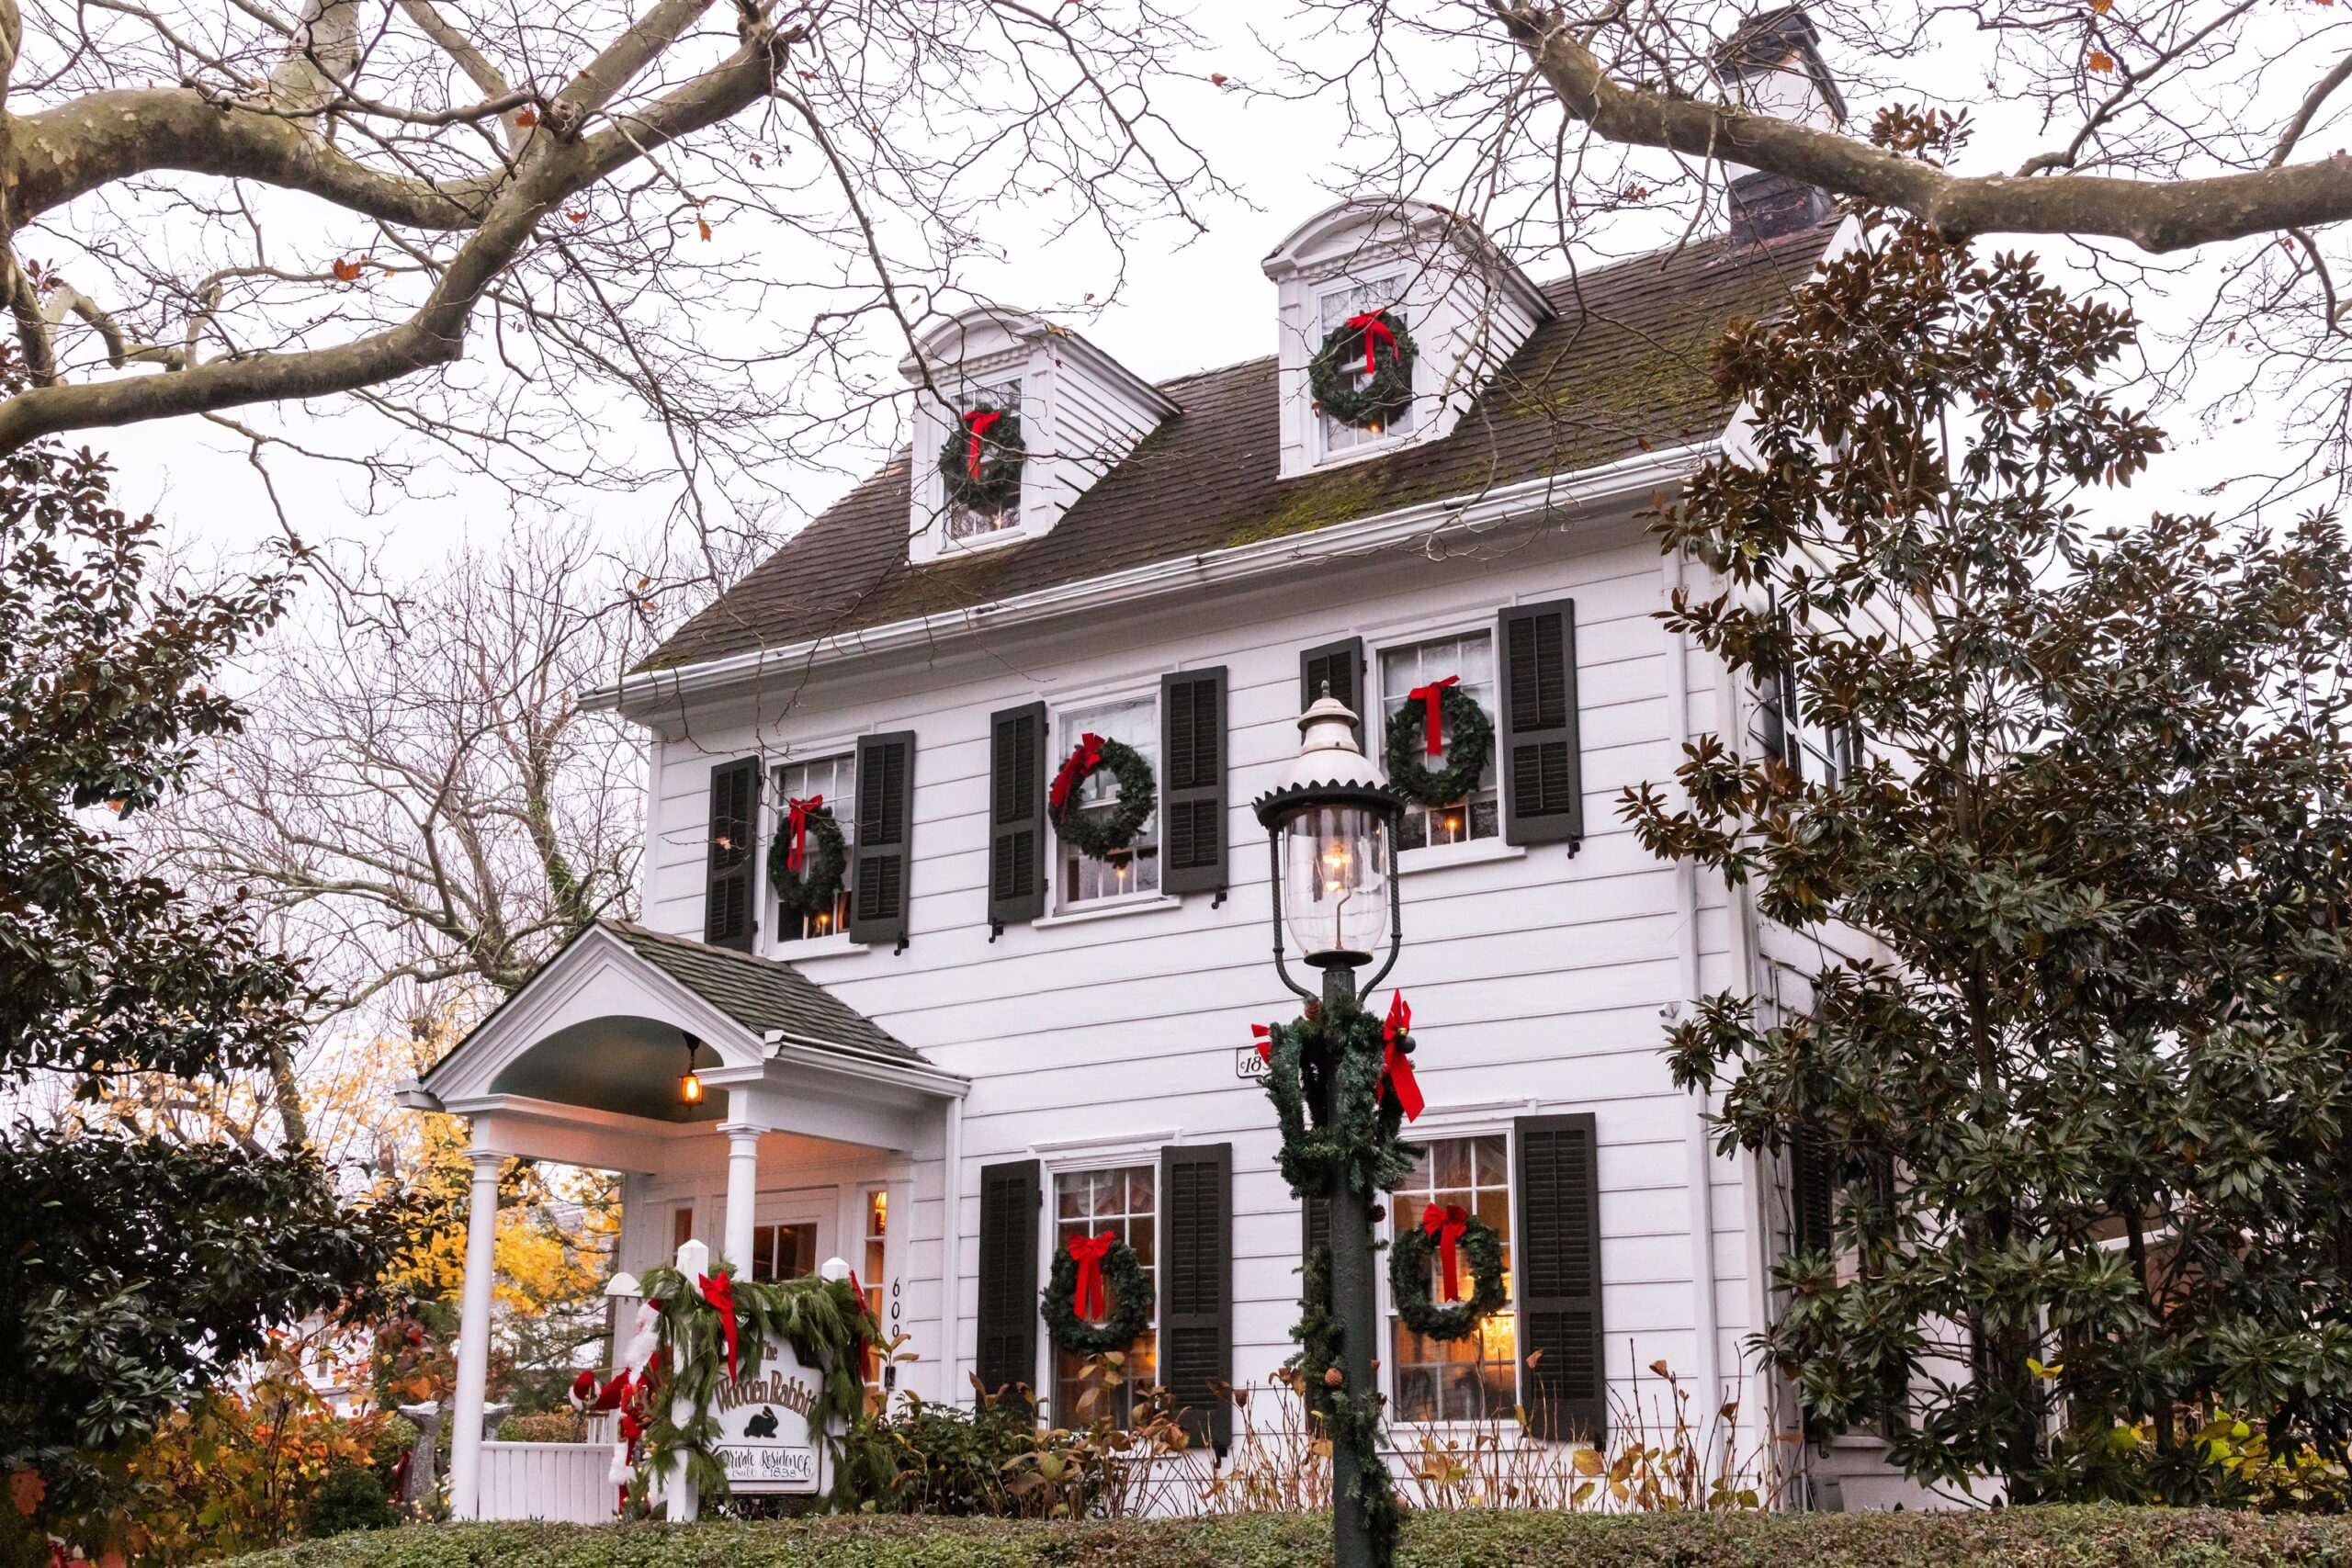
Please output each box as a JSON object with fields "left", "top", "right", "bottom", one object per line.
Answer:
{"left": 476, "top": 1441, "right": 614, "bottom": 1523}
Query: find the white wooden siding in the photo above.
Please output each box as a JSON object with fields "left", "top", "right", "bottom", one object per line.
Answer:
{"left": 624, "top": 517, "right": 1769, "bottom": 1455}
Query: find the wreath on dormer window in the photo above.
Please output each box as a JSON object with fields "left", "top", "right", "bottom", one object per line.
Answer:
{"left": 940, "top": 405, "right": 1026, "bottom": 512}
{"left": 1309, "top": 308, "right": 1417, "bottom": 431}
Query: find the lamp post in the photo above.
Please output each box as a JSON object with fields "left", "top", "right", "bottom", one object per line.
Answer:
{"left": 1252, "top": 687, "right": 1405, "bottom": 1568}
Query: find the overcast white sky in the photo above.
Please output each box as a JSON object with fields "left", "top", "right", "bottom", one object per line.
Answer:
{"left": 108, "top": 0, "right": 2305, "bottom": 585}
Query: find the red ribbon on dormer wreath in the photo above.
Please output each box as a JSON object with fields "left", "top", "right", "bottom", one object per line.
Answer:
{"left": 963, "top": 409, "right": 1004, "bottom": 480}
{"left": 1344, "top": 310, "right": 1400, "bottom": 376}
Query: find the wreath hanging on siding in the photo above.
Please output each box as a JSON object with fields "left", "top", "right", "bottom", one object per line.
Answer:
{"left": 1047, "top": 731, "right": 1155, "bottom": 859}
{"left": 1308, "top": 308, "right": 1417, "bottom": 430}
{"left": 1041, "top": 1233, "right": 1152, "bottom": 1356}
{"left": 1383, "top": 679, "right": 1493, "bottom": 807}
{"left": 1387, "top": 1202, "right": 1508, "bottom": 1342}
{"left": 940, "top": 407, "right": 1025, "bottom": 512}
{"left": 767, "top": 797, "right": 848, "bottom": 918}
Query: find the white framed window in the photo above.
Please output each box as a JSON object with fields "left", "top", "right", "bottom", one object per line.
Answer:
{"left": 1388, "top": 1133, "right": 1517, "bottom": 1424}
{"left": 860, "top": 1188, "right": 888, "bottom": 1394}
{"left": 749, "top": 1221, "right": 818, "bottom": 1283}
{"left": 773, "top": 753, "right": 854, "bottom": 942}
{"left": 1055, "top": 696, "right": 1159, "bottom": 907}
{"left": 1051, "top": 1164, "right": 1158, "bottom": 1426}
{"left": 947, "top": 375, "right": 1024, "bottom": 540}
{"left": 1316, "top": 274, "right": 1415, "bottom": 458}
{"left": 1378, "top": 631, "right": 1500, "bottom": 851}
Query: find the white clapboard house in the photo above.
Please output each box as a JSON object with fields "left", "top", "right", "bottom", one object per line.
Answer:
{"left": 402, "top": 10, "right": 1936, "bottom": 1521}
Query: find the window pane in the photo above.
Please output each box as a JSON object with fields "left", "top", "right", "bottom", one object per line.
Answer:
{"left": 1051, "top": 1163, "right": 1159, "bottom": 1427}
{"left": 775, "top": 752, "right": 854, "bottom": 942}
{"left": 1056, "top": 697, "right": 1159, "bottom": 904}
{"left": 1317, "top": 276, "right": 1416, "bottom": 455}
{"left": 947, "top": 376, "right": 1024, "bottom": 538}
{"left": 1378, "top": 634, "right": 1499, "bottom": 849}
{"left": 1389, "top": 1134, "right": 1517, "bottom": 1424}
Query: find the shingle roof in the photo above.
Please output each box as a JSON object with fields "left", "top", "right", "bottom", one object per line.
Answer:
{"left": 647, "top": 228, "right": 1829, "bottom": 671}
{"left": 604, "top": 920, "right": 922, "bottom": 1065}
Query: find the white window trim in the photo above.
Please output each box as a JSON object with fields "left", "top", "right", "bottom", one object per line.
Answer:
{"left": 1035, "top": 1152, "right": 1164, "bottom": 1403}
{"left": 1380, "top": 1116, "right": 1523, "bottom": 1430}
{"left": 766, "top": 750, "right": 859, "bottom": 956}
{"left": 771, "top": 930, "right": 858, "bottom": 961}
{"left": 1369, "top": 622, "right": 1504, "bottom": 855}
{"left": 1048, "top": 687, "right": 1162, "bottom": 917}
{"left": 1401, "top": 838, "right": 1523, "bottom": 875}
{"left": 923, "top": 367, "right": 1033, "bottom": 558}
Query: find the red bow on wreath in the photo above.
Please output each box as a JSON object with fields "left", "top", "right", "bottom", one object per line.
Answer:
{"left": 1382, "top": 991, "right": 1425, "bottom": 1122}
{"left": 1344, "top": 310, "right": 1400, "bottom": 377}
{"left": 1421, "top": 1201, "right": 1470, "bottom": 1303}
{"left": 698, "top": 1271, "right": 741, "bottom": 1381}
{"left": 1252, "top": 1022, "right": 1273, "bottom": 1064}
{"left": 1406, "top": 675, "right": 1459, "bottom": 757}
{"left": 1067, "top": 1232, "right": 1117, "bottom": 1321}
{"left": 785, "top": 794, "right": 823, "bottom": 874}
{"left": 963, "top": 409, "right": 1003, "bottom": 480}
{"left": 1050, "top": 732, "right": 1104, "bottom": 815}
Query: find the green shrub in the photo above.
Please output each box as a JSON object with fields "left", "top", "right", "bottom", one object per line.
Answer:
{"left": 300, "top": 1466, "right": 397, "bottom": 1540}
{"left": 220, "top": 1505, "right": 2352, "bottom": 1568}
{"left": 496, "top": 1411, "right": 588, "bottom": 1444}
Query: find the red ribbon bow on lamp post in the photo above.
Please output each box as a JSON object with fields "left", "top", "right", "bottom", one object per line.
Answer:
{"left": 1406, "top": 674, "right": 1459, "bottom": 756}
{"left": 1382, "top": 991, "right": 1425, "bottom": 1122}
{"left": 697, "top": 1272, "right": 741, "bottom": 1381}
{"left": 963, "top": 410, "right": 1003, "bottom": 480}
{"left": 1067, "top": 1232, "right": 1117, "bottom": 1321}
{"left": 1344, "top": 310, "right": 1399, "bottom": 377}
{"left": 1421, "top": 1201, "right": 1470, "bottom": 1302}
{"left": 785, "top": 794, "right": 823, "bottom": 874}
{"left": 1049, "top": 732, "right": 1104, "bottom": 815}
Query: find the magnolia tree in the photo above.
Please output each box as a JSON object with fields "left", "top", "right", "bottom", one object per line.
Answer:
{"left": 1625, "top": 210, "right": 2352, "bottom": 1502}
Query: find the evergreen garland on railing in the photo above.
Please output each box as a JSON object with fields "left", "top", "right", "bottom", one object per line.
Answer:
{"left": 629, "top": 1263, "right": 885, "bottom": 1514}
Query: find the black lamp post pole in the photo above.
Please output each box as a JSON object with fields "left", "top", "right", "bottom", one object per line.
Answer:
{"left": 1321, "top": 957, "right": 1378, "bottom": 1568}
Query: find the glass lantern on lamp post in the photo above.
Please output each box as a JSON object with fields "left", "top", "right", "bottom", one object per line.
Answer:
{"left": 1251, "top": 686, "right": 1406, "bottom": 1568}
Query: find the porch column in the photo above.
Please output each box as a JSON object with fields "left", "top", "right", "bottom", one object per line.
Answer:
{"left": 721, "top": 1122, "right": 761, "bottom": 1274}
{"left": 447, "top": 1147, "right": 502, "bottom": 1520}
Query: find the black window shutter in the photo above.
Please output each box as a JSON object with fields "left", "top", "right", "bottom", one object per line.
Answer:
{"left": 1790, "top": 1133, "right": 1837, "bottom": 1257}
{"left": 1160, "top": 668, "right": 1227, "bottom": 897}
{"left": 1301, "top": 1191, "right": 1331, "bottom": 1260}
{"left": 1299, "top": 637, "right": 1366, "bottom": 742}
{"left": 1159, "top": 1143, "right": 1233, "bottom": 1451}
{"left": 1516, "top": 1112, "right": 1605, "bottom": 1443}
{"left": 1498, "top": 601, "right": 1583, "bottom": 848}
{"left": 703, "top": 756, "right": 761, "bottom": 952}
{"left": 849, "top": 730, "right": 916, "bottom": 948}
{"left": 987, "top": 704, "right": 1047, "bottom": 931}
{"left": 975, "top": 1158, "right": 1040, "bottom": 1403}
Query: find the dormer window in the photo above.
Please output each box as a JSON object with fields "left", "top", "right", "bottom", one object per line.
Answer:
{"left": 947, "top": 376, "right": 1025, "bottom": 540}
{"left": 1316, "top": 276, "right": 1416, "bottom": 458}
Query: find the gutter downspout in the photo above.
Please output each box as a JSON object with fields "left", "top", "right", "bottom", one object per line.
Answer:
{"left": 1665, "top": 546, "right": 1726, "bottom": 1453}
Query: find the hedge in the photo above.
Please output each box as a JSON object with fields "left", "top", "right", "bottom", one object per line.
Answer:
{"left": 225, "top": 1506, "right": 2352, "bottom": 1568}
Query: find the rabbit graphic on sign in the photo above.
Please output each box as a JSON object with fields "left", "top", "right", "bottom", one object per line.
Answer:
{"left": 711, "top": 1340, "right": 822, "bottom": 1492}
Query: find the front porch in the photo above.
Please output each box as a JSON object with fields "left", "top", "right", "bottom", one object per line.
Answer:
{"left": 396, "top": 920, "right": 967, "bottom": 1521}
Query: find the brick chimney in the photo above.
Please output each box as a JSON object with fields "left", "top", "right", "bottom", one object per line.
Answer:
{"left": 1712, "top": 7, "right": 1847, "bottom": 248}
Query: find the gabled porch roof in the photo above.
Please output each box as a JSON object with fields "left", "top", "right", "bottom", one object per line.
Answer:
{"left": 398, "top": 919, "right": 964, "bottom": 1169}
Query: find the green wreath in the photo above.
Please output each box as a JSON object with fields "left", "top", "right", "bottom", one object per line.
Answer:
{"left": 940, "top": 406, "right": 1025, "bottom": 511}
{"left": 1383, "top": 683, "right": 1493, "bottom": 808}
{"left": 1049, "top": 735, "right": 1155, "bottom": 859}
{"left": 767, "top": 806, "right": 848, "bottom": 918}
{"left": 1308, "top": 308, "right": 1416, "bottom": 430}
{"left": 1388, "top": 1207, "right": 1508, "bottom": 1341}
{"left": 1040, "top": 1235, "right": 1152, "bottom": 1356}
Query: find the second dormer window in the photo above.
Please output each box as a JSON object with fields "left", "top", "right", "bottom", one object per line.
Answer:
{"left": 948, "top": 375, "right": 1025, "bottom": 540}
{"left": 1317, "top": 276, "right": 1415, "bottom": 457}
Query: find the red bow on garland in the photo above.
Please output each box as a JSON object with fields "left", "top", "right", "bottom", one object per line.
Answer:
{"left": 1382, "top": 991, "right": 1424, "bottom": 1122}
{"left": 698, "top": 1272, "right": 741, "bottom": 1381}
{"left": 1253, "top": 1023, "right": 1272, "bottom": 1064}
{"left": 1421, "top": 1201, "right": 1470, "bottom": 1302}
{"left": 1049, "top": 732, "right": 1104, "bottom": 815}
{"left": 1344, "top": 310, "right": 1400, "bottom": 377}
{"left": 1067, "top": 1232, "right": 1117, "bottom": 1321}
{"left": 1406, "top": 675, "right": 1459, "bottom": 756}
{"left": 785, "top": 794, "right": 824, "bottom": 874}
{"left": 963, "top": 410, "right": 1004, "bottom": 480}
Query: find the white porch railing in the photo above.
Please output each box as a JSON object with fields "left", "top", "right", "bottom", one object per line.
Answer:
{"left": 476, "top": 1441, "right": 614, "bottom": 1522}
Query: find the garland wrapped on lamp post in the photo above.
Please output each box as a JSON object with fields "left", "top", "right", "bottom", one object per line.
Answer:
{"left": 1250, "top": 686, "right": 1498, "bottom": 1568}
